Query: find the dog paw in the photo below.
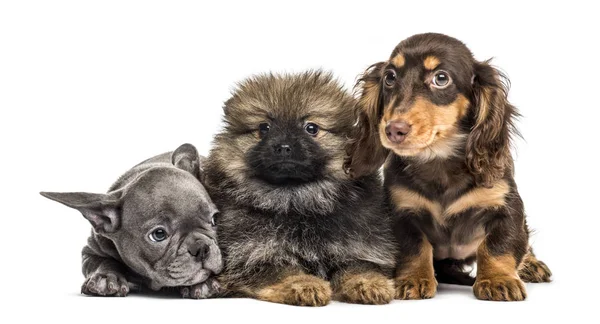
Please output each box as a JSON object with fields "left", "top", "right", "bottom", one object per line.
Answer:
{"left": 81, "top": 272, "right": 129, "bottom": 297}
{"left": 473, "top": 276, "right": 526, "bottom": 301}
{"left": 395, "top": 276, "right": 437, "bottom": 300}
{"left": 336, "top": 272, "right": 394, "bottom": 305}
{"left": 180, "top": 278, "right": 222, "bottom": 299}
{"left": 519, "top": 258, "right": 552, "bottom": 283}
{"left": 258, "top": 274, "right": 332, "bottom": 307}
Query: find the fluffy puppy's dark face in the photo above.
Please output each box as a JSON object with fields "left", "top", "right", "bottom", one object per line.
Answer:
{"left": 245, "top": 111, "right": 328, "bottom": 185}
{"left": 208, "top": 71, "right": 356, "bottom": 212}
{"left": 347, "top": 33, "right": 516, "bottom": 186}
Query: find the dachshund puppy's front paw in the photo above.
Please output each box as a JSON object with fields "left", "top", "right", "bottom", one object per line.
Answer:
{"left": 336, "top": 271, "right": 394, "bottom": 305}
{"left": 180, "top": 278, "right": 222, "bottom": 299}
{"left": 257, "top": 274, "right": 332, "bottom": 307}
{"left": 473, "top": 276, "right": 526, "bottom": 301}
{"left": 81, "top": 272, "right": 129, "bottom": 297}
{"left": 395, "top": 276, "right": 437, "bottom": 300}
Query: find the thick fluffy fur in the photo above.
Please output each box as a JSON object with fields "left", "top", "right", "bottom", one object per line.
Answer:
{"left": 205, "top": 71, "right": 396, "bottom": 306}
{"left": 346, "top": 33, "right": 551, "bottom": 301}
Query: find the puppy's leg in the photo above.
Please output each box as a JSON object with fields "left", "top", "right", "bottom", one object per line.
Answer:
{"left": 331, "top": 263, "right": 394, "bottom": 305}
{"left": 518, "top": 248, "right": 552, "bottom": 283}
{"left": 180, "top": 277, "right": 223, "bottom": 299}
{"left": 229, "top": 267, "right": 332, "bottom": 306}
{"left": 473, "top": 215, "right": 529, "bottom": 301}
{"left": 392, "top": 215, "right": 437, "bottom": 300}
{"left": 395, "top": 238, "right": 437, "bottom": 300}
{"left": 81, "top": 247, "right": 130, "bottom": 297}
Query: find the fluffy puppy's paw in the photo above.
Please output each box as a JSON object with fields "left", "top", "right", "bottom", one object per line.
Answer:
{"left": 473, "top": 276, "right": 526, "bottom": 301}
{"left": 395, "top": 276, "right": 437, "bottom": 300}
{"left": 519, "top": 256, "right": 552, "bottom": 283}
{"left": 81, "top": 272, "right": 129, "bottom": 297}
{"left": 257, "top": 274, "right": 332, "bottom": 307}
{"left": 180, "top": 278, "right": 222, "bottom": 299}
{"left": 336, "top": 271, "right": 394, "bottom": 305}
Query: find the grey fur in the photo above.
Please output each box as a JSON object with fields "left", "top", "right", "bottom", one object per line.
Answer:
{"left": 41, "top": 143, "right": 223, "bottom": 298}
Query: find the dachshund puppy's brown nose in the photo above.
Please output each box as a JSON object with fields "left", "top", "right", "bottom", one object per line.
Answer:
{"left": 385, "top": 120, "right": 411, "bottom": 143}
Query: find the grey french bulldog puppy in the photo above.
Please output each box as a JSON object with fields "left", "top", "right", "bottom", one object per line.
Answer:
{"left": 40, "top": 143, "right": 223, "bottom": 298}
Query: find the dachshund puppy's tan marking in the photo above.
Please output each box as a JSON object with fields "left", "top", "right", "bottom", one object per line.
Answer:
{"left": 392, "top": 54, "right": 405, "bottom": 68}
{"left": 346, "top": 33, "right": 552, "bottom": 300}
{"left": 423, "top": 56, "right": 441, "bottom": 70}
{"left": 444, "top": 179, "right": 509, "bottom": 217}
{"left": 474, "top": 243, "right": 526, "bottom": 301}
{"left": 391, "top": 186, "right": 443, "bottom": 223}
{"left": 395, "top": 239, "right": 437, "bottom": 299}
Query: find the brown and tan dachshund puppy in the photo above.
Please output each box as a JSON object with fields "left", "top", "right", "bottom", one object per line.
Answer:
{"left": 346, "top": 33, "right": 551, "bottom": 301}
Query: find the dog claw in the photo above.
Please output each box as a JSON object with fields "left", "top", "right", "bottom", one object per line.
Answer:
{"left": 81, "top": 271, "right": 129, "bottom": 297}
{"left": 180, "top": 278, "right": 222, "bottom": 299}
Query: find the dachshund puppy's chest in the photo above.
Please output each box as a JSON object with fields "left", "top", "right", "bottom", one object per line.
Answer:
{"left": 387, "top": 157, "right": 509, "bottom": 260}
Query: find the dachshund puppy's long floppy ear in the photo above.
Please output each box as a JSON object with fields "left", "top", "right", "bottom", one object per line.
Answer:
{"left": 466, "top": 60, "right": 519, "bottom": 187}
{"left": 345, "top": 62, "right": 389, "bottom": 178}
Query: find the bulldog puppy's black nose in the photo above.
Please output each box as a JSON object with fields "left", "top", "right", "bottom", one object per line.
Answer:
{"left": 188, "top": 241, "right": 208, "bottom": 260}
{"left": 273, "top": 144, "right": 292, "bottom": 157}
{"left": 385, "top": 120, "right": 411, "bottom": 144}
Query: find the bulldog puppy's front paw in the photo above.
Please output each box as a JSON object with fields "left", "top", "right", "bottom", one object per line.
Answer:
{"left": 81, "top": 272, "right": 129, "bottom": 297}
{"left": 336, "top": 271, "right": 394, "bottom": 305}
{"left": 473, "top": 276, "right": 526, "bottom": 301}
{"left": 180, "top": 278, "right": 222, "bottom": 299}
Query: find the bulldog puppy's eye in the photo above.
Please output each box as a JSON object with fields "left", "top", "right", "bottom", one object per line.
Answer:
{"left": 432, "top": 71, "right": 452, "bottom": 89}
{"left": 149, "top": 228, "right": 168, "bottom": 242}
{"left": 210, "top": 212, "right": 219, "bottom": 227}
{"left": 304, "top": 122, "right": 319, "bottom": 136}
{"left": 384, "top": 70, "right": 397, "bottom": 88}
{"left": 258, "top": 123, "right": 270, "bottom": 137}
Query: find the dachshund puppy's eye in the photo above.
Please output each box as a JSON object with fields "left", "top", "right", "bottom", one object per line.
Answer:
{"left": 384, "top": 70, "right": 397, "bottom": 88}
{"left": 432, "top": 71, "right": 452, "bottom": 89}
{"left": 149, "top": 228, "right": 168, "bottom": 242}
{"left": 304, "top": 122, "right": 319, "bottom": 136}
{"left": 258, "top": 123, "right": 270, "bottom": 137}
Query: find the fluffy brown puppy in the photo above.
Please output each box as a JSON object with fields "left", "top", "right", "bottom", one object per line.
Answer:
{"left": 205, "top": 71, "right": 396, "bottom": 306}
{"left": 346, "top": 33, "right": 552, "bottom": 301}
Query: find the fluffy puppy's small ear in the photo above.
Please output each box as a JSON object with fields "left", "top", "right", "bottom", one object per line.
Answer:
{"left": 466, "top": 60, "right": 518, "bottom": 187}
{"left": 345, "top": 62, "right": 389, "bottom": 178}
{"left": 172, "top": 143, "right": 206, "bottom": 182}
{"left": 40, "top": 191, "right": 122, "bottom": 233}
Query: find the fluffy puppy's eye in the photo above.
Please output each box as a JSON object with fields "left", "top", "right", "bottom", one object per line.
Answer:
{"left": 149, "top": 228, "right": 168, "bottom": 242}
{"left": 432, "top": 71, "right": 452, "bottom": 89}
{"left": 210, "top": 212, "right": 219, "bottom": 227}
{"left": 258, "top": 123, "right": 270, "bottom": 137}
{"left": 304, "top": 122, "right": 319, "bottom": 136}
{"left": 383, "top": 70, "right": 397, "bottom": 88}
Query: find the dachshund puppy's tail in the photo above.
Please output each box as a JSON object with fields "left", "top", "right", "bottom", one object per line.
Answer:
{"left": 434, "top": 259, "right": 476, "bottom": 286}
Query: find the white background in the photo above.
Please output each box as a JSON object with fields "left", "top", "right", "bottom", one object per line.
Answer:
{"left": 1, "top": 0, "right": 598, "bottom": 323}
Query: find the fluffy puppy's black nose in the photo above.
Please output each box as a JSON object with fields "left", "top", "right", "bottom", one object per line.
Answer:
{"left": 385, "top": 120, "right": 411, "bottom": 144}
{"left": 273, "top": 144, "right": 292, "bottom": 157}
{"left": 188, "top": 241, "right": 208, "bottom": 260}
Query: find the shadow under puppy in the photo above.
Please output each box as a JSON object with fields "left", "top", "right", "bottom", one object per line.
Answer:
{"left": 205, "top": 71, "right": 396, "bottom": 306}
{"left": 346, "top": 33, "right": 552, "bottom": 301}
{"left": 41, "top": 143, "right": 223, "bottom": 298}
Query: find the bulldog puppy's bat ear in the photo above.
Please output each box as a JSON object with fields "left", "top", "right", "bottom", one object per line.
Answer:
{"left": 172, "top": 143, "right": 206, "bottom": 182}
{"left": 40, "top": 191, "right": 122, "bottom": 233}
